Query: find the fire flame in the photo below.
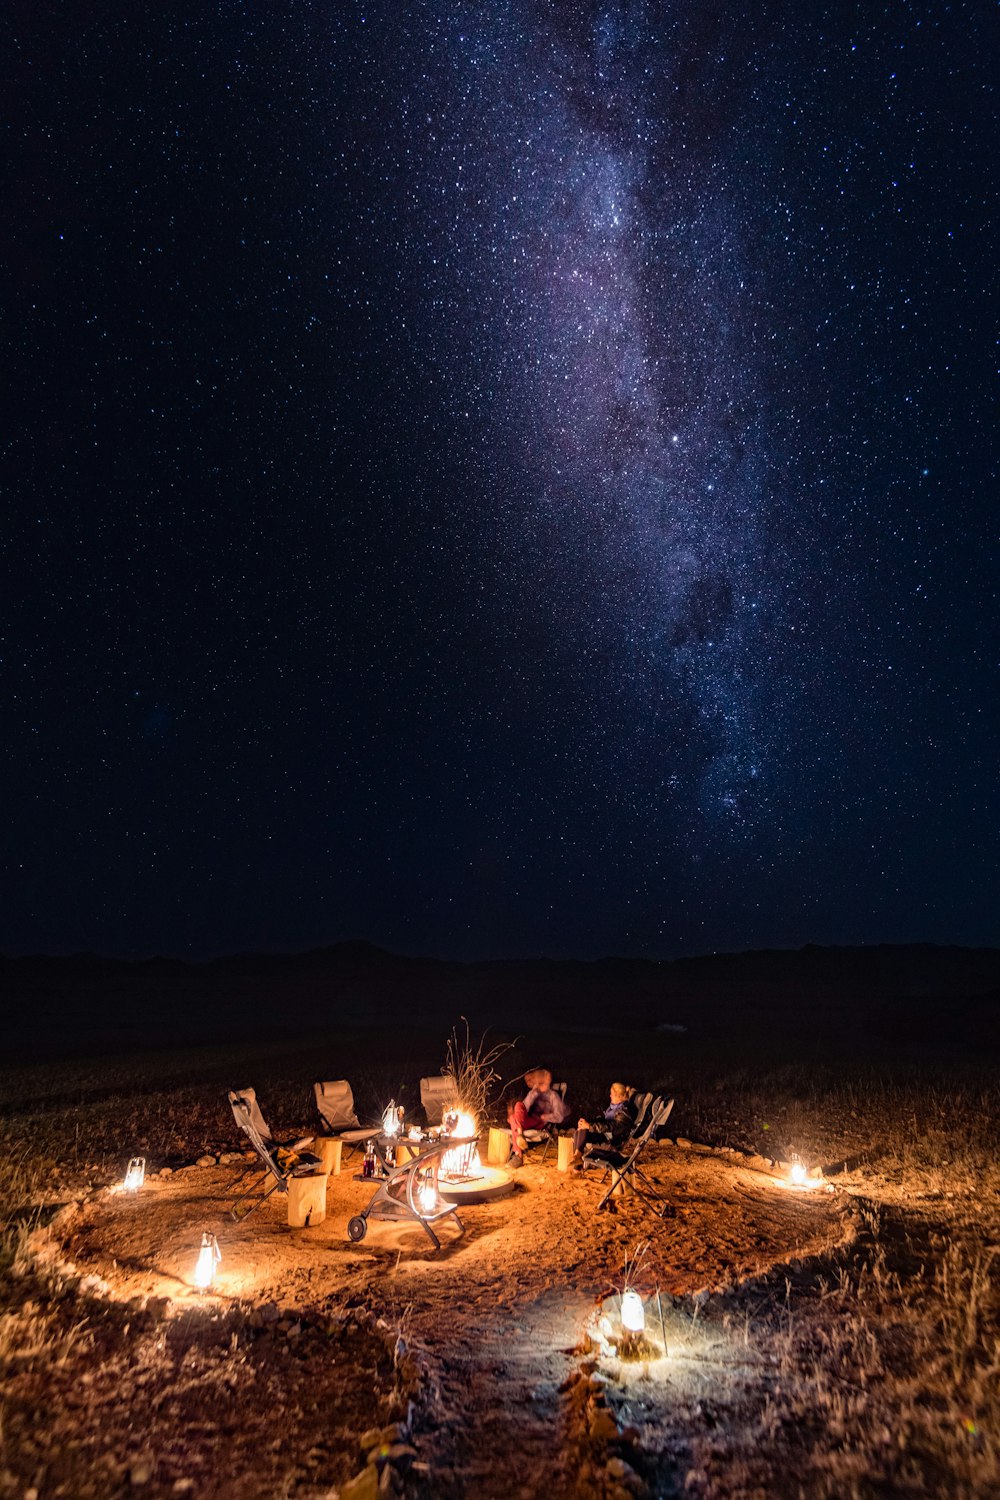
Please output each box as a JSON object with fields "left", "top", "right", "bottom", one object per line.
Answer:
{"left": 440, "top": 1109, "right": 481, "bottom": 1180}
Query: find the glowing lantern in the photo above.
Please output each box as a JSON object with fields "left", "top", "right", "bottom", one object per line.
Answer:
{"left": 194, "top": 1231, "right": 221, "bottom": 1290}
{"left": 416, "top": 1174, "right": 439, "bottom": 1215}
{"left": 621, "top": 1289, "right": 645, "bottom": 1333}
{"left": 788, "top": 1152, "right": 807, "bottom": 1186}
{"left": 123, "top": 1157, "right": 146, "bottom": 1192}
{"left": 382, "top": 1101, "right": 401, "bottom": 1138}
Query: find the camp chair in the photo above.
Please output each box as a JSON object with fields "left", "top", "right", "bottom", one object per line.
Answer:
{"left": 346, "top": 1134, "right": 471, "bottom": 1251}
{"left": 521, "top": 1081, "right": 569, "bottom": 1163}
{"left": 313, "top": 1080, "right": 380, "bottom": 1154}
{"left": 593, "top": 1097, "right": 675, "bottom": 1217}
{"left": 630, "top": 1091, "right": 654, "bottom": 1135}
{"left": 420, "top": 1075, "right": 456, "bottom": 1127}
{"left": 227, "top": 1088, "right": 321, "bottom": 1223}
{"left": 585, "top": 1090, "right": 656, "bottom": 1176}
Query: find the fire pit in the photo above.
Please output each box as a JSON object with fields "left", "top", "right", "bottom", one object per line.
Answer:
{"left": 436, "top": 1110, "right": 517, "bottom": 1205}
{"left": 437, "top": 1162, "right": 516, "bottom": 1205}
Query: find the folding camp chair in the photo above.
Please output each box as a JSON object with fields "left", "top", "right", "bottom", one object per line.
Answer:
{"left": 593, "top": 1097, "right": 675, "bottom": 1216}
{"left": 629, "top": 1091, "right": 654, "bottom": 1135}
{"left": 227, "top": 1088, "right": 321, "bottom": 1223}
{"left": 313, "top": 1080, "right": 380, "bottom": 1156}
{"left": 521, "top": 1081, "right": 568, "bottom": 1163}
{"left": 420, "top": 1075, "right": 456, "bottom": 1127}
{"left": 587, "top": 1090, "right": 656, "bottom": 1177}
{"left": 346, "top": 1135, "right": 471, "bottom": 1251}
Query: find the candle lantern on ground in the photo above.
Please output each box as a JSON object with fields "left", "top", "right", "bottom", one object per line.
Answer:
{"left": 788, "top": 1151, "right": 807, "bottom": 1186}
{"left": 123, "top": 1157, "right": 146, "bottom": 1192}
{"left": 621, "top": 1288, "right": 645, "bottom": 1335}
{"left": 194, "top": 1231, "right": 221, "bottom": 1291}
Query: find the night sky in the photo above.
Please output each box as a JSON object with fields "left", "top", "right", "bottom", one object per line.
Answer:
{"left": 4, "top": 2, "right": 998, "bottom": 960}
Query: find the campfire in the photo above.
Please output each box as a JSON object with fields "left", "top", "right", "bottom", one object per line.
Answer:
{"left": 440, "top": 1108, "right": 482, "bottom": 1182}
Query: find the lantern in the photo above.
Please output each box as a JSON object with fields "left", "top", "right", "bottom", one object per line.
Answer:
{"left": 621, "top": 1288, "right": 645, "bottom": 1333}
{"left": 194, "top": 1231, "right": 221, "bottom": 1290}
{"left": 417, "top": 1175, "right": 439, "bottom": 1215}
{"left": 382, "top": 1101, "right": 401, "bottom": 1137}
{"left": 123, "top": 1157, "right": 146, "bottom": 1192}
{"left": 788, "top": 1152, "right": 807, "bottom": 1186}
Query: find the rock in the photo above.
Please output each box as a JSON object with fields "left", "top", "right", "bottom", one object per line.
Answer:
{"left": 589, "top": 1410, "right": 620, "bottom": 1443}
{"left": 359, "top": 1423, "right": 404, "bottom": 1454}
{"left": 196, "top": 1156, "right": 217, "bottom": 1168}
{"left": 676, "top": 1137, "right": 692, "bottom": 1149}
{"left": 159, "top": 1167, "right": 173, "bottom": 1178}
{"left": 172, "top": 1482, "right": 194, "bottom": 1496}
{"left": 260, "top": 1301, "right": 280, "bottom": 1325}
{"left": 341, "top": 1467, "right": 379, "bottom": 1500}
{"left": 285, "top": 1322, "right": 302, "bottom": 1340}
{"left": 130, "top": 1460, "right": 153, "bottom": 1486}
{"left": 218, "top": 1153, "right": 242, "bottom": 1165}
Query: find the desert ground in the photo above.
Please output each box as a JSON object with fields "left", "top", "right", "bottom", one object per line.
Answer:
{"left": 2, "top": 1010, "right": 998, "bottom": 1499}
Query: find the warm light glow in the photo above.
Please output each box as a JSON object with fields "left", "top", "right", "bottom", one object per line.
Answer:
{"left": 788, "top": 1152, "right": 807, "bottom": 1186}
{"left": 621, "top": 1288, "right": 645, "bottom": 1333}
{"left": 123, "top": 1157, "right": 146, "bottom": 1192}
{"left": 441, "top": 1109, "right": 481, "bottom": 1179}
{"left": 383, "top": 1100, "right": 401, "bottom": 1137}
{"left": 417, "top": 1176, "right": 439, "bottom": 1214}
{"left": 194, "top": 1231, "right": 221, "bottom": 1290}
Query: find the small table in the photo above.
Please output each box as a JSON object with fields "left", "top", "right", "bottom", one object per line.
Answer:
{"left": 347, "top": 1136, "right": 475, "bottom": 1250}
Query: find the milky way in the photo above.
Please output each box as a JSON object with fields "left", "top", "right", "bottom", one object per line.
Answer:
{"left": 4, "top": 1, "right": 997, "bottom": 957}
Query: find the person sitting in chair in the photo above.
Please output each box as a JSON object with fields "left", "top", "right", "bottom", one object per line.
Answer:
{"left": 508, "top": 1068, "right": 570, "bottom": 1168}
{"left": 570, "top": 1082, "right": 637, "bottom": 1171}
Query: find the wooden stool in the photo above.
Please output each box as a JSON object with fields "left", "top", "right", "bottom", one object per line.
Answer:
{"left": 312, "top": 1138, "right": 343, "bottom": 1176}
{"left": 392, "top": 1140, "right": 422, "bottom": 1167}
{"left": 487, "top": 1126, "right": 510, "bottom": 1165}
{"left": 609, "top": 1169, "right": 633, "bottom": 1199}
{"left": 287, "top": 1172, "right": 328, "bottom": 1227}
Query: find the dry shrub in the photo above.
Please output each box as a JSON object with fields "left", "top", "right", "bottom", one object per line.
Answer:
{"left": 443, "top": 1019, "right": 513, "bottom": 1123}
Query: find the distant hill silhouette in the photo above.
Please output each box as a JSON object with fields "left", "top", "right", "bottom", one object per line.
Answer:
{"left": 2, "top": 942, "right": 999, "bottom": 1061}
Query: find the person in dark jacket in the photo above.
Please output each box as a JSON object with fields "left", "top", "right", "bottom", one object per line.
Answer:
{"left": 570, "top": 1082, "right": 637, "bottom": 1170}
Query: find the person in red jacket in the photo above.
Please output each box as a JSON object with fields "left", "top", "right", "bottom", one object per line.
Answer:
{"left": 507, "top": 1068, "right": 569, "bottom": 1167}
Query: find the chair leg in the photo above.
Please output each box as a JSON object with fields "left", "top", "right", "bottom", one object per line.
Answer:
{"left": 229, "top": 1170, "right": 284, "bottom": 1223}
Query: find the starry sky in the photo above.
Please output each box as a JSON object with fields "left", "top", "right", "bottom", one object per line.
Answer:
{"left": 4, "top": 1, "right": 998, "bottom": 960}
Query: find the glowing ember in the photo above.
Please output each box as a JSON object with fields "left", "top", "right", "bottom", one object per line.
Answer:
{"left": 440, "top": 1110, "right": 481, "bottom": 1180}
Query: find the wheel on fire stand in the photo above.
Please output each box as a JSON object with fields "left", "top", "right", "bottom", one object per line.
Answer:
{"left": 347, "top": 1215, "right": 368, "bottom": 1242}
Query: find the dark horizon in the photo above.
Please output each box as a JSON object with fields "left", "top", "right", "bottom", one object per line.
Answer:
{"left": 4, "top": 934, "right": 1000, "bottom": 971}
{"left": 5, "top": 3, "right": 997, "bottom": 962}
